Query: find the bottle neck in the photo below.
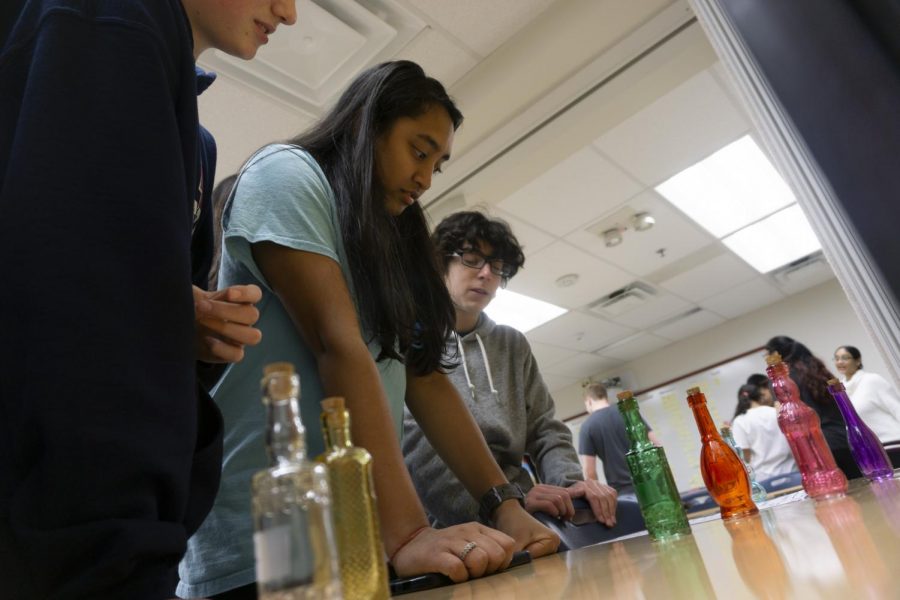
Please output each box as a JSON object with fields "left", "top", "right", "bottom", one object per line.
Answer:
{"left": 688, "top": 393, "right": 719, "bottom": 440}
{"left": 265, "top": 398, "right": 307, "bottom": 465}
{"left": 618, "top": 397, "right": 653, "bottom": 451}
{"left": 827, "top": 384, "right": 863, "bottom": 425}
{"left": 766, "top": 362, "right": 800, "bottom": 406}
{"left": 326, "top": 420, "right": 353, "bottom": 450}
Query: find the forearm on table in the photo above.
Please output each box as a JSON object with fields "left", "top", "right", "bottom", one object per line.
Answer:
{"left": 406, "top": 371, "right": 508, "bottom": 499}
{"left": 317, "top": 346, "right": 428, "bottom": 553}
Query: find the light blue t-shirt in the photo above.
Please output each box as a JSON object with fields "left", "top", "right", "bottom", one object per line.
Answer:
{"left": 177, "top": 145, "right": 407, "bottom": 598}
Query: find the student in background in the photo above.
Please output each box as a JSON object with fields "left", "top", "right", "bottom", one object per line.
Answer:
{"left": 834, "top": 345, "right": 900, "bottom": 443}
{"left": 765, "top": 336, "right": 861, "bottom": 479}
{"left": 731, "top": 384, "right": 797, "bottom": 480}
{"left": 180, "top": 62, "right": 557, "bottom": 599}
{"left": 0, "top": 1, "right": 294, "bottom": 596}
{"left": 403, "top": 211, "right": 618, "bottom": 529}
{"left": 579, "top": 383, "right": 661, "bottom": 498}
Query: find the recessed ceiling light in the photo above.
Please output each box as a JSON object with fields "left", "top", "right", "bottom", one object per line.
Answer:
{"left": 603, "top": 228, "right": 624, "bottom": 247}
{"left": 655, "top": 135, "right": 797, "bottom": 237}
{"left": 722, "top": 204, "right": 822, "bottom": 273}
{"left": 484, "top": 289, "right": 567, "bottom": 333}
{"left": 631, "top": 212, "right": 656, "bottom": 232}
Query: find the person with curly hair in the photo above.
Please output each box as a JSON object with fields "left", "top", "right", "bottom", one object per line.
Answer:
{"left": 764, "top": 336, "right": 861, "bottom": 479}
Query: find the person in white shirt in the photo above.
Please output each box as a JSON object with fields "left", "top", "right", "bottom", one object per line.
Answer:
{"left": 834, "top": 345, "right": 900, "bottom": 443}
{"left": 731, "top": 384, "right": 797, "bottom": 481}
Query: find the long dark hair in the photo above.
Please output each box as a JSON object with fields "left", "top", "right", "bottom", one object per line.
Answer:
{"left": 733, "top": 384, "right": 763, "bottom": 419}
{"left": 288, "top": 61, "right": 462, "bottom": 374}
{"left": 765, "top": 335, "right": 835, "bottom": 405}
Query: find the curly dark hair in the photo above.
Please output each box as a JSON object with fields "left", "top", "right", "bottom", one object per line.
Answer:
{"left": 765, "top": 335, "right": 835, "bottom": 405}
{"left": 431, "top": 211, "right": 526, "bottom": 281}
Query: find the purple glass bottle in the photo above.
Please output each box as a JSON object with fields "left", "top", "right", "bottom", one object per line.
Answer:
{"left": 826, "top": 378, "right": 894, "bottom": 482}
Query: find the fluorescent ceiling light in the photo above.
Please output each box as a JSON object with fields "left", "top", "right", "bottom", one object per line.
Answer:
{"left": 722, "top": 204, "right": 822, "bottom": 273}
{"left": 655, "top": 135, "right": 797, "bottom": 237}
{"left": 484, "top": 289, "right": 567, "bottom": 333}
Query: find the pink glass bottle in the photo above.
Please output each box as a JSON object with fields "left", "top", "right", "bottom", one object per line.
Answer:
{"left": 765, "top": 352, "right": 847, "bottom": 499}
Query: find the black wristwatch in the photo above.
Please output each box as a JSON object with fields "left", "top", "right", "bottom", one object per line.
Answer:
{"left": 478, "top": 483, "right": 525, "bottom": 524}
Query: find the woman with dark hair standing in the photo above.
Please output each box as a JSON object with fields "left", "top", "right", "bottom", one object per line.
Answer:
{"left": 834, "top": 345, "right": 900, "bottom": 443}
{"left": 764, "top": 336, "right": 862, "bottom": 479}
{"left": 731, "top": 384, "right": 796, "bottom": 480}
{"left": 178, "top": 61, "right": 557, "bottom": 599}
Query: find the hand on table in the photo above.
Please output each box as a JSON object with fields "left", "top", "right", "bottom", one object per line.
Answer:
{"left": 193, "top": 284, "right": 263, "bottom": 363}
{"left": 493, "top": 500, "right": 560, "bottom": 558}
{"left": 390, "top": 523, "right": 515, "bottom": 583}
{"left": 567, "top": 480, "right": 618, "bottom": 527}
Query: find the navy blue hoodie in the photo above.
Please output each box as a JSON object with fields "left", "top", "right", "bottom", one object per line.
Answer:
{"left": 0, "top": 1, "right": 223, "bottom": 597}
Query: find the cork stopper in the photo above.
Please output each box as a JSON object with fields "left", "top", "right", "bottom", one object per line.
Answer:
{"left": 264, "top": 362, "right": 295, "bottom": 376}
{"left": 686, "top": 386, "right": 701, "bottom": 395}
{"left": 616, "top": 390, "right": 634, "bottom": 401}
{"left": 765, "top": 351, "right": 783, "bottom": 366}
{"left": 321, "top": 396, "right": 348, "bottom": 429}
{"left": 320, "top": 396, "right": 345, "bottom": 413}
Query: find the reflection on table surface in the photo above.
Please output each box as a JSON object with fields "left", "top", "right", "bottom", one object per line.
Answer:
{"left": 405, "top": 474, "right": 900, "bottom": 599}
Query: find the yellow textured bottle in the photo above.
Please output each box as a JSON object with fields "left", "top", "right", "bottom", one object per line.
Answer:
{"left": 320, "top": 397, "right": 389, "bottom": 600}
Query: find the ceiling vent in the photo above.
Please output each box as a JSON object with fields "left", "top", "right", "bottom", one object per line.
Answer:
{"left": 197, "top": 0, "right": 426, "bottom": 116}
{"left": 769, "top": 251, "right": 833, "bottom": 293}
{"left": 588, "top": 282, "right": 657, "bottom": 317}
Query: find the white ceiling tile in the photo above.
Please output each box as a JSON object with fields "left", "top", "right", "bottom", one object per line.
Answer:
{"left": 527, "top": 311, "right": 635, "bottom": 353}
{"left": 198, "top": 76, "right": 315, "bottom": 179}
{"left": 593, "top": 69, "right": 750, "bottom": 187}
{"left": 392, "top": 27, "right": 479, "bottom": 88}
{"left": 508, "top": 242, "right": 634, "bottom": 309}
{"left": 541, "top": 373, "right": 582, "bottom": 394}
{"left": 498, "top": 147, "right": 643, "bottom": 236}
{"left": 543, "top": 352, "right": 624, "bottom": 379}
{"left": 595, "top": 333, "right": 671, "bottom": 362}
{"left": 652, "top": 309, "right": 725, "bottom": 341}
{"left": 528, "top": 341, "right": 580, "bottom": 370}
{"left": 403, "top": 0, "right": 558, "bottom": 57}
{"left": 494, "top": 208, "right": 556, "bottom": 257}
{"left": 700, "top": 278, "right": 785, "bottom": 319}
{"left": 606, "top": 293, "right": 694, "bottom": 329}
{"left": 566, "top": 191, "right": 715, "bottom": 276}
{"left": 658, "top": 252, "right": 759, "bottom": 302}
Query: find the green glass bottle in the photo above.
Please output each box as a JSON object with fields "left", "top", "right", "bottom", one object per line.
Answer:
{"left": 617, "top": 390, "right": 691, "bottom": 540}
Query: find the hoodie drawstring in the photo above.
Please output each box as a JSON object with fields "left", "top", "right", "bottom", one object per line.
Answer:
{"left": 456, "top": 332, "right": 498, "bottom": 401}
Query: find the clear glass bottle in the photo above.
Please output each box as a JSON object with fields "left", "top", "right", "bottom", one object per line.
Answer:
{"left": 686, "top": 387, "right": 757, "bottom": 520}
{"left": 720, "top": 425, "right": 768, "bottom": 503}
{"left": 251, "top": 363, "right": 341, "bottom": 600}
{"left": 766, "top": 352, "right": 847, "bottom": 499}
{"left": 320, "top": 397, "right": 390, "bottom": 600}
{"left": 826, "top": 378, "right": 894, "bottom": 482}
{"left": 617, "top": 390, "right": 691, "bottom": 540}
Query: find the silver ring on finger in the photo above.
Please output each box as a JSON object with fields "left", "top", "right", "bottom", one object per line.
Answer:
{"left": 459, "top": 541, "right": 477, "bottom": 561}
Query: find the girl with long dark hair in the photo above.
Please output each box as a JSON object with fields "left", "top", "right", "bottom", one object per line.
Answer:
{"left": 178, "top": 61, "right": 557, "bottom": 599}
{"left": 765, "top": 335, "right": 862, "bottom": 479}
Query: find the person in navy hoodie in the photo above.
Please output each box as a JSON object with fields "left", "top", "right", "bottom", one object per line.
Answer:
{"left": 0, "top": 1, "right": 296, "bottom": 597}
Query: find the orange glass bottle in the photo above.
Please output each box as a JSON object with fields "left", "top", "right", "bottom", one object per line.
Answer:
{"left": 687, "top": 387, "right": 758, "bottom": 520}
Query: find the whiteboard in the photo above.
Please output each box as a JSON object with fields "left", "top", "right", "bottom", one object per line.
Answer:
{"left": 564, "top": 348, "right": 767, "bottom": 492}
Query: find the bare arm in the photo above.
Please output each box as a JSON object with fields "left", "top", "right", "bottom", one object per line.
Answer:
{"left": 406, "top": 371, "right": 560, "bottom": 558}
{"left": 579, "top": 454, "right": 599, "bottom": 481}
{"left": 648, "top": 431, "right": 662, "bottom": 446}
{"left": 253, "top": 242, "right": 517, "bottom": 581}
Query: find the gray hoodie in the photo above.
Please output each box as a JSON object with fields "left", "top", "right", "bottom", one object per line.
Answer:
{"left": 402, "top": 313, "right": 583, "bottom": 526}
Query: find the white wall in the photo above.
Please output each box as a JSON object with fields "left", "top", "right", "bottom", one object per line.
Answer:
{"left": 552, "top": 278, "right": 887, "bottom": 419}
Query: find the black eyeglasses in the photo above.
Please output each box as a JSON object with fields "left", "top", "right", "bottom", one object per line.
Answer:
{"left": 448, "top": 249, "right": 514, "bottom": 279}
